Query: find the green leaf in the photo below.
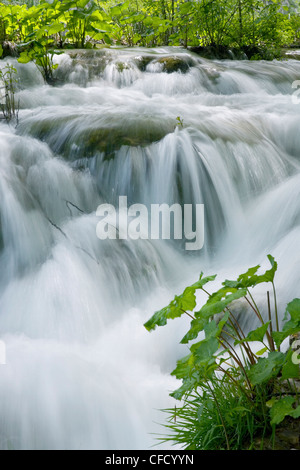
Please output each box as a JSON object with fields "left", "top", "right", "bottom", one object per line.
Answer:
{"left": 170, "top": 376, "right": 198, "bottom": 400}
{"left": 223, "top": 255, "right": 277, "bottom": 289}
{"left": 290, "top": 406, "right": 300, "bottom": 419}
{"left": 18, "top": 52, "right": 32, "bottom": 64}
{"left": 255, "top": 347, "right": 268, "bottom": 356}
{"left": 203, "top": 313, "right": 230, "bottom": 341}
{"left": 144, "top": 272, "right": 216, "bottom": 332}
{"left": 272, "top": 298, "right": 300, "bottom": 349}
{"left": 281, "top": 349, "right": 300, "bottom": 380}
{"left": 269, "top": 396, "right": 298, "bottom": 425}
{"left": 237, "top": 322, "right": 271, "bottom": 345}
{"left": 193, "top": 336, "right": 220, "bottom": 364}
{"left": 181, "top": 288, "right": 247, "bottom": 344}
{"left": 171, "top": 353, "right": 195, "bottom": 380}
{"left": 248, "top": 351, "right": 286, "bottom": 385}
{"left": 46, "top": 22, "right": 65, "bottom": 36}
{"left": 286, "top": 298, "right": 300, "bottom": 323}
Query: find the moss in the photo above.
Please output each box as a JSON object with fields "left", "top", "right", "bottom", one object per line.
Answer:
{"left": 18, "top": 115, "right": 175, "bottom": 161}
{"left": 80, "top": 121, "right": 173, "bottom": 159}
{"left": 157, "top": 56, "right": 192, "bottom": 73}
{"left": 114, "top": 61, "right": 131, "bottom": 73}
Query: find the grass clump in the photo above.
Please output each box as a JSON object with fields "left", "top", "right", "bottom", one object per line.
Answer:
{"left": 145, "top": 255, "right": 300, "bottom": 450}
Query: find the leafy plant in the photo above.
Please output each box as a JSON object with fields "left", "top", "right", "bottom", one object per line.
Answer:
{"left": 145, "top": 256, "right": 300, "bottom": 450}
{"left": 0, "top": 63, "right": 19, "bottom": 124}
{"left": 0, "top": 0, "right": 300, "bottom": 59}
{"left": 18, "top": 39, "right": 62, "bottom": 84}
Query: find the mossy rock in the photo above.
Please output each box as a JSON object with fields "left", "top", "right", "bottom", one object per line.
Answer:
{"left": 156, "top": 56, "right": 192, "bottom": 73}
{"left": 2, "top": 41, "right": 19, "bottom": 58}
{"left": 71, "top": 120, "right": 174, "bottom": 159}
{"left": 18, "top": 114, "right": 175, "bottom": 161}
{"left": 134, "top": 55, "right": 155, "bottom": 71}
{"left": 114, "top": 61, "right": 131, "bottom": 73}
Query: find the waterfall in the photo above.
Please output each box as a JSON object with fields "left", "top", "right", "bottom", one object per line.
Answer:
{"left": 0, "top": 47, "right": 299, "bottom": 449}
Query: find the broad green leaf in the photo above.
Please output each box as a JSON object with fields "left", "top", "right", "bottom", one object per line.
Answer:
{"left": 18, "top": 52, "right": 31, "bottom": 64}
{"left": 195, "top": 287, "right": 247, "bottom": 319}
{"left": 223, "top": 255, "right": 277, "bottom": 289}
{"left": 77, "top": 0, "right": 92, "bottom": 8}
{"left": 190, "top": 273, "right": 217, "bottom": 291}
{"left": 269, "top": 396, "right": 297, "bottom": 425}
{"left": 170, "top": 376, "right": 199, "bottom": 400}
{"left": 286, "top": 298, "right": 300, "bottom": 323}
{"left": 181, "top": 288, "right": 247, "bottom": 344}
{"left": 237, "top": 322, "right": 271, "bottom": 345}
{"left": 193, "top": 336, "right": 219, "bottom": 363}
{"left": 46, "top": 22, "right": 65, "bottom": 36}
{"left": 171, "top": 353, "right": 195, "bottom": 380}
{"left": 272, "top": 299, "right": 300, "bottom": 349}
{"left": 281, "top": 349, "right": 300, "bottom": 380}
{"left": 222, "top": 265, "right": 260, "bottom": 288}
{"left": 144, "top": 272, "right": 216, "bottom": 332}
{"left": 291, "top": 406, "right": 300, "bottom": 419}
{"left": 248, "top": 351, "right": 286, "bottom": 385}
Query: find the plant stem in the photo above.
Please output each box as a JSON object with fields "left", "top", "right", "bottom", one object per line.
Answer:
{"left": 272, "top": 282, "right": 280, "bottom": 333}
{"left": 206, "top": 381, "right": 230, "bottom": 450}
{"left": 267, "top": 291, "right": 276, "bottom": 351}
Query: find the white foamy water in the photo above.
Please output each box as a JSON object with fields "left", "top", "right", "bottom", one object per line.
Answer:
{"left": 0, "top": 47, "right": 299, "bottom": 449}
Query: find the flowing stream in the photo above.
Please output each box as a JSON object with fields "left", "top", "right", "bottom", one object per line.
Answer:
{"left": 0, "top": 47, "right": 300, "bottom": 450}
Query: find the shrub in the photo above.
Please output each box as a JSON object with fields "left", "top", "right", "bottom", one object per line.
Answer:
{"left": 145, "top": 256, "right": 300, "bottom": 450}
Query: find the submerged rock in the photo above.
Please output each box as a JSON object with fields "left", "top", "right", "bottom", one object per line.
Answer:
{"left": 134, "top": 55, "right": 155, "bottom": 72}
{"left": 17, "top": 113, "right": 176, "bottom": 161}
{"left": 156, "top": 56, "right": 193, "bottom": 73}
{"left": 189, "top": 45, "right": 247, "bottom": 60}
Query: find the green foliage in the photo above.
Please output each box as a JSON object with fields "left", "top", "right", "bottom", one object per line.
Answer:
{"left": 0, "top": 0, "right": 299, "bottom": 63}
{"left": 0, "top": 63, "right": 19, "bottom": 123}
{"left": 145, "top": 256, "right": 300, "bottom": 450}
{"left": 19, "top": 40, "right": 63, "bottom": 83}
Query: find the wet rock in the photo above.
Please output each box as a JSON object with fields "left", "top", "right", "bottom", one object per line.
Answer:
{"left": 134, "top": 55, "right": 155, "bottom": 71}
{"left": 250, "top": 418, "right": 300, "bottom": 450}
{"left": 156, "top": 56, "right": 192, "bottom": 73}
{"left": 189, "top": 44, "right": 281, "bottom": 61}
{"left": 114, "top": 61, "right": 131, "bottom": 73}
{"left": 189, "top": 45, "right": 239, "bottom": 60}
{"left": 2, "top": 41, "right": 19, "bottom": 58}
{"left": 282, "top": 48, "right": 300, "bottom": 60}
{"left": 17, "top": 114, "right": 175, "bottom": 161}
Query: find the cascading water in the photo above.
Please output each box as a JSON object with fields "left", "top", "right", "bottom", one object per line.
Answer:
{"left": 0, "top": 47, "right": 299, "bottom": 450}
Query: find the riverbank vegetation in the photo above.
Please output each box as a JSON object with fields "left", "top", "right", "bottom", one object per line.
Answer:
{"left": 145, "top": 256, "right": 300, "bottom": 450}
{"left": 0, "top": 0, "right": 300, "bottom": 67}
